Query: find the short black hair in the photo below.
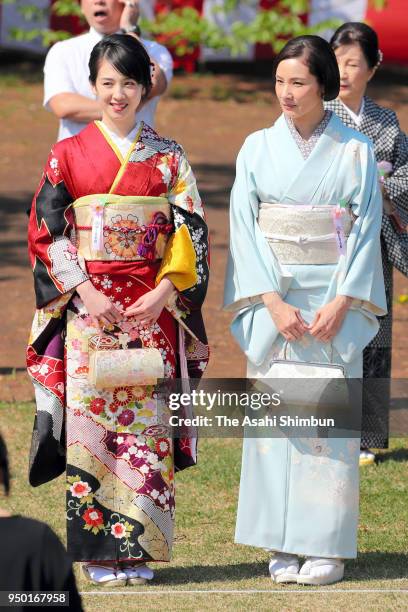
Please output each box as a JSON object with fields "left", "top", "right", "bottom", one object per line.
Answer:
{"left": 0, "top": 433, "right": 10, "bottom": 496}
{"left": 273, "top": 35, "right": 340, "bottom": 101}
{"left": 89, "top": 33, "right": 152, "bottom": 96}
{"left": 330, "top": 22, "right": 380, "bottom": 69}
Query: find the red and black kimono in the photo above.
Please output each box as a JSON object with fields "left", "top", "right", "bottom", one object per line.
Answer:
{"left": 27, "top": 121, "right": 209, "bottom": 562}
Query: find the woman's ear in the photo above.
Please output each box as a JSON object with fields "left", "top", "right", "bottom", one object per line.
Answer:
{"left": 90, "top": 80, "right": 97, "bottom": 97}
{"left": 367, "top": 66, "right": 378, "bottom": 83}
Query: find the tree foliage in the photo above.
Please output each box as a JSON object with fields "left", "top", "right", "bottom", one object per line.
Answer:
{"left": 6, "top": 0, "right": 387, "bottom": 58}
{"left": 141, "top": 2, "right": 341, "bottom": 57}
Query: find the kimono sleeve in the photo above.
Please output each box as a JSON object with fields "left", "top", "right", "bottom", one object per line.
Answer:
{"left": 222, "top": 137, "right": 293, "bottom": 365}
{"left": 337, "top": 141, "right": 387, "bottom": 316}
{"left": 382, "top": 114, "right": 408, "bottom": 214}
{"left": 223, "top": 140, "right": 292, "bottom": 313}
{"left": 156, "top": 148, "right": 209, "bottom": 308}
{"left": 28, "top": 148, "right": 89, "bottom": 309}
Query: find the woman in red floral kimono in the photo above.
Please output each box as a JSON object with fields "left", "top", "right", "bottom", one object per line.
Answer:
{"left": 27, "top": 34, "right": 209, "bottom": 586}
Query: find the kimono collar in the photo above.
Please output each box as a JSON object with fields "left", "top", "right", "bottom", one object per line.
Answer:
{"left": 285, "top": 110, "right": 333, "bottom": 159}
{"left": 99, "top": 121, "right": 142, "bottom": 158}
{"left": 95, "top": 120, "right": 143, "bottom": 165}
{"left": 340, "top": 98, "right": 365, "bottom": 126}
{"left": 268, "top": 112, "right": 347, "bottom": 203}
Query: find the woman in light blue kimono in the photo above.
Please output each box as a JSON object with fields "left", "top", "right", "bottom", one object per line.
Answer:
{"left": 224, "top": 36, "right": 386, "bottom": 585}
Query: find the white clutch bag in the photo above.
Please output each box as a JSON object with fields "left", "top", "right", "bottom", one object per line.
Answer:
{"left": 267, "top": 359, "right": 345, "bottom": 379}
{"left": 264, "top": 343, "right": 346, "bottom": 409}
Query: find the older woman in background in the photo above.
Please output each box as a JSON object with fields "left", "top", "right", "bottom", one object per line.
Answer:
{"left": 328, "top": 22, "right": 408, "bottom": 465}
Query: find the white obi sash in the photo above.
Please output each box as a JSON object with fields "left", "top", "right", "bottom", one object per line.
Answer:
{"left": 72, "top": 194, "right": 172, "bottom": 261}
{"left": 258, "top": 203, "right": 353, "bottom": 264}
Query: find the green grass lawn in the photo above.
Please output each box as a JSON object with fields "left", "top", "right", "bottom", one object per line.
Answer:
{"left": 1, "top": 402, "right": 407, "bottom": 611}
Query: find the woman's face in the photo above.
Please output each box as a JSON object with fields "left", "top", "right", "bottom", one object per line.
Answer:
{"left": 275, "top": 56, "right": 323, "bottom": 121}
{"left": 92, "top": 57, "right": 145, "bottom": 127}
{"left": 334, "top": 43, "right": 375, "bottom": 104}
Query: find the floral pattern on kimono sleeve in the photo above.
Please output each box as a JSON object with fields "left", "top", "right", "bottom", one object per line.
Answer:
{"left": 168, "top": 152, "right": 205, "bottom": 219}
{"left": 165, "top": 150, "right": 209, "bottom": 308}
{"left": 28, "top": 149, "right": 89, "bottom": 309}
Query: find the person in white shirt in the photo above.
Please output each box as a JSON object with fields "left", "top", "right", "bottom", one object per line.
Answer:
{"left": 44, "top": 0, "right": 173, "bottom": 141}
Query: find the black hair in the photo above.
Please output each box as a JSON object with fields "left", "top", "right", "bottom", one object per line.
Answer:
{"left": 273, "top": 35, "right": 340, "bottom": 101}
{"left": 330, "top": 22, "right": 380, "bottom": 69}
{"left": 0, "top": 433, "right": 10, "bottom": 496}
{"left": 89, "top": 33, "right": 152, "bottom": 96}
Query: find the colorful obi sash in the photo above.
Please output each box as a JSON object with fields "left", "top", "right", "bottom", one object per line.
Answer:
{"left": 73, "top": 194, "right": 173, "bottom": 261}
{"left": 258, "top": 203, "right": 353, "bottom": 264}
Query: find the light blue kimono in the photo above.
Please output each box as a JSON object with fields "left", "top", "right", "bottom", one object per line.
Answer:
{"left": 223, "top": 113, "right": 387, "bottom": 558}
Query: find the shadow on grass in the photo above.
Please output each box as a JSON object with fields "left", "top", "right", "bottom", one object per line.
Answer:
{"left": 153, "top": 553, "right": 408, "bottom": 584}
{"left": 348, "top": 552, "right": 408, "bottom": 581}
{"left": 376, "top": 448, "right": 408, "bottom": 463}
{"left": 155, "top": 561, "right": 267, "bottom": 585}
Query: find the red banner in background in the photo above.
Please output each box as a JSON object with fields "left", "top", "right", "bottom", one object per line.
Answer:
{"left": 366, "top": 0, "right": 408, "bottom": 64}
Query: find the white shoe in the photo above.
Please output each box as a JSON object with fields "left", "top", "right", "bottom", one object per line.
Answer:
{"left": 269, "top": 552, "right": 299, "bottom": 583}
{"left": 122, "top": 564, "right": 154, "bottom": 585}
{"left": 359, "top": 449, "right": 375, "bottom": 466}
{"left": 297, "top": 557, "right": 344, "bottom": 585}
{"left": 82, "top": 564, "right": 127, "bottom": 587}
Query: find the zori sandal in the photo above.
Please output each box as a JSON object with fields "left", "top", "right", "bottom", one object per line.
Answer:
{"left": 121, "top": 563, "right": 154, "bottom": 586}
{"left": 297, "top": 557, "right": 344, "bottom": 585}
{"left": 82, "top": 563, "right": 127, "bottom": 587}
{"left": 269, "top": 552, "right": 299, "bottom": 583}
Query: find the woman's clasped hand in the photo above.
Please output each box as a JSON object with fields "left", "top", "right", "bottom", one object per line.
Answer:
{"left": 77, "top": 278, "right": 174, "bottom": 328}
{"left": 263, "top": 291, "right": 352, "bottom": 342}
{"left": 76, "top": 280, "right": 123, "bottom": 327}
{"left": 124, "top": 278, "right": 175, "bottom": 326}
{"left": 308, "top": 295, "right": 352, "bottom": 342}
{"left": 262, "top": 292, "right": 308, "bottom": 341}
